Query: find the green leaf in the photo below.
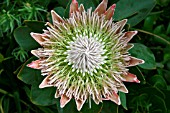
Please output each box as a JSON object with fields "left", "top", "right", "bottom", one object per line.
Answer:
{"left": 101, "top": 101, "right": 118, "bottom": 113}
{"left": 152, "top": 25, "right": 170, "bottom": 45}
{"left": 153, "top": 25, "right": 165, "bottom": 34}
{"left": 119, "top": 92, "right": 127, "bottom": 110}
{"left": 139, "top": 87, "right": 165, "bottom": 99}
{"left": 64, "top": 0, "right": 72, "bottom": 18}
{"left": 57, "top": 0, "right": 70, "bottom": 7}
{"left": 0, "top": 69, "right": 3, "bottom": 74}
{"left": 162, "top": 90, "right": 170, "bottom": 110}
{"left": 129, "top": 43, "right": 156, "bottom": 69}
{"left": 38, "top": 106, "right": 56, "bottom": 113}
{"left": 13, "top": 91, "right": 22, "bottom": 113}
{"left": 164, "top": 70, "right": 170, "bottom": 83}
{"left": 143, "top": 16, "right": 156, "bottom": 31}
{"left": 30, "top": 81, "right": 57, "bottom": 106}
{"left": 0, "top": 54, "right": 4, "bottom": 63}
{"left": 77, "top": 0, "right": 95, "bottom": 10}
{"left": 151, "top": 109, "right": 163, "bottom": 113}
{"left": 3, "top": 97, "right": 10, "bottom": 113}
{"left": 24, "top": 20, "right": 46, "bottom": 33}
{"left": 114, "top": 0, "right": 156, "bottom": 26}
{"left": 166, "top": 22, "right": 170, "bottom": 35}
{"left": 91, "top": 0, "right": 100, "bottom": 6}
{"left": 0, "top": 95, "right": 5, "bottom": 113}
{"left": 50, "top": 7, "right": 65, "bottom": 23}
{"left": 150, "top": 95, "right": 167, "bottom": 113}
{"left": 138, "top": 93, "right": 149, "bottom": 105}
{"left": 14, "top": 26, "right": 40, "bottom": 51}
{"left": 17, "top": 57, "right": 41, "bottom": 85}
{"left": 54, "top": 7, "right": 65, "bottom": 18}
{"left": 22, "top": 86, "right": 31, "bottom": 98}
{"left": 149, "top": 75, "right": 167, "bottom": 89}
{"left": 156, "top": 0, "right": 170, "bottom": 6}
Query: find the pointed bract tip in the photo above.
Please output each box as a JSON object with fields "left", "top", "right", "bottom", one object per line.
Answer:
{"left": 39, "top": 82, "right": 46, "bottom": 88}
{"left": 31, "top": 50, "right": 39, "bottom": 58}
{"left": 121, "top": 19, "right": 128, "bottom": 23}
{"left": 51, "top": 10, "right": 64, "bottom": 23}
{"left": 141, "top": 60, "right": 145, "bottom": 64}
{"left": 60, "top": 94, "right": 71, "bottom": 108}
{"left": 104, "top": 4, "right": 116, "bottom": 20}
{"left": 94, "top": 0, "right": 108, "bottom": 15}
{"left": 27, "top": 60, "right": 40, "bottom": 69}
{"left": 75, "top": 99, "right": 86, "bottom": 111}
{"left": 55, "top": 91, "right": 60, "bottom": 98}
{"left": 133, "top": 30, "right": 138, "bottom": 34}
{"left": 124, "top": 72, "right": 141, "bottom": 83}
{"left": 111, "top": 4, "right": 116, "bottom": 10}
{"left": 70, "top": 0, "right": 79, "bottom": 16}
{"left": 134, "top": 77, "right": 140, "bottom": 83}
{"left": 118, "top": 85, "right": 129, "bottom": 93}
{"left": 115, "top": 19, "right": 128, "bottom": 33}
{"left": 30, "top": 32, "right": 46, "bottom": 45}
{"left": 51, "top": 10, "right": 55, "bottom": 13}
{"left": 39, "top": 75, "right": 53, "bottom": 88}
{"left": 79, "top": 4, "right": 85, "bottom": 12}
{"left": 30, "top": 32, "right": 35, "bottom": 36}
{"left": 112, "top": 91, "right": 121, "bottom": 105}
{"left": 72, "top": 0, "right": 78, "bottom": 3}
{"left": 117, "top": 97, "right": 121, "bottom": 105}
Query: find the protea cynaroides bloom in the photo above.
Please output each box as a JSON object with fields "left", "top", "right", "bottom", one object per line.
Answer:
{"left": 27, "top": 0, "right": 145, "bottom": 111}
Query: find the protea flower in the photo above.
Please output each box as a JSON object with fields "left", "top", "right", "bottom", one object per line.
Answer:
{"left": 27, "top": 0, "right": 144, "bottom": 111}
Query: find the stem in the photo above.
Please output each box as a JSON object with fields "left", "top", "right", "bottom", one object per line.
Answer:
{"left": 149, "top": 10, "right": 164, "bottom": 15}
{"left": 134, "top": 29, "right": 170, "bottom": 46}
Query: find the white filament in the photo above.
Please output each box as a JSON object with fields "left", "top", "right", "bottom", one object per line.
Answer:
{"left": 66, "top": 34, "right": 106, "bottom": 74}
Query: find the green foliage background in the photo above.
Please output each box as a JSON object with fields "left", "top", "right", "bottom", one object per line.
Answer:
{"left": 0, "top": 0, "right": 170, "bottom": 113}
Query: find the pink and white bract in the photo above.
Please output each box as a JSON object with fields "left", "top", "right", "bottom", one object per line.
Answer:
{"left": 27, "top": 0, "right": 144, "bottom": 111}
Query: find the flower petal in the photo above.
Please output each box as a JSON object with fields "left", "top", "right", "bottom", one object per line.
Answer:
{"left": 55, "top": 90, "right": 60, "bottom": 98}
{"left": 117, "top": 84, "right": 128, "bottom": 93}
{"left": 125, "top": 44, "right": 134, "bottom": 51}
{"left": 75, "top": 99, "right": 86, "bottom": 111}
{"left": 92, "top": 95, "right": 100, "bottom": 104}
{"left": 94, "top": 0, "right": 108, "bottom": 15}
{"left": 126, "top": 56, "right": 145, "bottom": 67}
{"left": 122, "top": 31, "right": 138, "bottom": 43}
{"left": 39, "top": 75, "right": 53, "bottom": 88}
{"left": 30, "top": 32, "right": 45, "bottom": 45}
{"left": 60, "top": 94, "right": 72, "bottom": 108}
{"left": 115, "top": 19, "right": 127, "bottom": 33}
{"left": 104, "top": 4, "right": 116, "bottom": 20}
{"left": 123, "top": 72, "right": 140, "bottom": 83}
{"left": 107, "top": 91, "right": 121, "bottom": 105}
{"left": 51, "top": 10, "right": 64, "bottom": 24}
{"left": 27, "top": 60, "right": 41, "bottom": 69}
{"left": 70, "top": 0, "right": 79, "bottom": 16}
{"left": 79, "top": 4, "right": 85, "bottom": 13}
{"left": 31, "top": 50, "right": 40, "bottom": 58}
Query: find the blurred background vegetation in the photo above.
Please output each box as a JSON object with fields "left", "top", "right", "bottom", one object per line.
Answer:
{"left": 0, "top": 0, "right": 170, "bottom": 113}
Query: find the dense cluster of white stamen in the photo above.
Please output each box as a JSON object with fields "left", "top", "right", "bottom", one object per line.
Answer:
{"left": 65, "top": 34, "right": 106, "bottom": 75}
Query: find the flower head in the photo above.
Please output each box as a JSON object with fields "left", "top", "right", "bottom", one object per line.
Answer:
{"left": 27, "top": 0, "right": 144, "bottom": 111}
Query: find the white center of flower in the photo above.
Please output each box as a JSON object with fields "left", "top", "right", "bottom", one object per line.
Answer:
{"left": 66, "top": 35, "right": 106, "bottom": 75}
